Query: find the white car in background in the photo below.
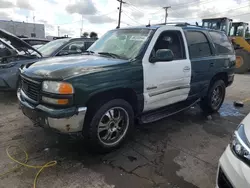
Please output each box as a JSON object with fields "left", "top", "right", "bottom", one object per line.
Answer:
{"left": 216, "top": 113, "right": 250, "bottom": 188}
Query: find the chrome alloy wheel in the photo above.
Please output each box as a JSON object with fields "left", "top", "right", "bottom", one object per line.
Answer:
{"left": 97, "top": 107, "right": 129, "bottom": 146}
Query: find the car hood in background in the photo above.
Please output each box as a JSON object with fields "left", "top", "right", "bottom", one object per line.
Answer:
{"left": 0, "top": 29, "right": 42, "bottom": 57}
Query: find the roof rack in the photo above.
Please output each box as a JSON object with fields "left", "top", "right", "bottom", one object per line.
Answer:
{"left": 149, "top": 22, "right": 202, "bottom": 27}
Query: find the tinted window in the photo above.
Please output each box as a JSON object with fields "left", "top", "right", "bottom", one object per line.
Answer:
{"left": 59, "top": 41, "right": 85, "bottom": 55}
{"left": 209, "top": 31, "right": 234, "bottom": 54}
{"left": 35, "top": 38, "right": 70, "bottom": 57}
{"left": 151, "top": 30, "right": 185, "bottom": 60}
{"left": 185, "top": 31, "right": 212, "bottom": 58}
{"left": 85, "top": 41, "right": 95, "bottom": 49}
{"left": 0, "top": 42, "right": 12, "bottom": 57}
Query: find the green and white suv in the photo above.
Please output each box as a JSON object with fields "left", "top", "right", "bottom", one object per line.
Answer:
{"left": 17, "top": 23, "right": 235, "bottom": 152}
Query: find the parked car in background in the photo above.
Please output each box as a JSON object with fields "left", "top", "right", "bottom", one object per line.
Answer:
{"left": 0, "top": 28, "right": 97, "bottom": 91}
{"left": 35, "top": 37, "right": 96, "bottom": 57}
{"left": 216, "top": 113, "right": 250, "bottom": 188}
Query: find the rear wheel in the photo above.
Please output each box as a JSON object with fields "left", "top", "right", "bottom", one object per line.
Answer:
{"left": 83, "top": 99, "right": 134, "bottom": 152}
{"left": 200, "top": 80, "right": 225, "bottom": 113}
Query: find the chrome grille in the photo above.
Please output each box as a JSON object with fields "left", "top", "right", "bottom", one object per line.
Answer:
{"left": 21, "top": 76, "right": 41, "bottom": 102}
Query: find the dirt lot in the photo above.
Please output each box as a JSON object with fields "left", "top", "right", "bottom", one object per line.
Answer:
{"left": 0, "top": 74, "right": 250, "bottom": 188}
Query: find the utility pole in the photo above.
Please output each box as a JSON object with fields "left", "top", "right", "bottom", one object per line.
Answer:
{"left": 163, "top": 6, "right": 171, "bottom": 24}
{"left": 58, "top": 26, "right": 60, "bottom": 37}
{"left": 117, "top": 0, "right": 126, "bottom": 29}
{"left": 80, "top": 14, "right": 83, "bottom": 37}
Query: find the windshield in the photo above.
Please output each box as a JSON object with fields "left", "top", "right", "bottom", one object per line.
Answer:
{"left": 88, "top": 29, "right": 154, "bottom": 60}
{"left": 35, "top": 38, "right": 70, "bottom": 57}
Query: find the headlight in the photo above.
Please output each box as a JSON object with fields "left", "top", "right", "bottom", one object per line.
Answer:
{"left": 42, "top": 81, "right": 74, "bottom": 94}
{"left": 230, "top": 124, "right": 250, "bottom": 162}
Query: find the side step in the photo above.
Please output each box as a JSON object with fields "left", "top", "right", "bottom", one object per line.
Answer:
{"left": 139, "top": 98, "right": 200, "bottom": 124}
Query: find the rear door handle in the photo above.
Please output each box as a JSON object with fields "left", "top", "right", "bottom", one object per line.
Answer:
{"left": 183, "top": 66, "right": 190, "bottom": 72}
{"left": 210, "top": 62, "right": 214, "bottom": 67}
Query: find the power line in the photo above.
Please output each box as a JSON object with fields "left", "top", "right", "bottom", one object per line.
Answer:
{"left": 57, "top": 11, "right": 116, "bottom": 26}
{"left": 123, "top": 11, "right": 142, "bottom": 25}
{"left": 176, "top": 5, "right": 250, "bottom": 20}
{"left": 125, "top": 0, "right": 145, "bottom": 13}
{"left": 170, "top": 0, "right": 249, "bottom": 11}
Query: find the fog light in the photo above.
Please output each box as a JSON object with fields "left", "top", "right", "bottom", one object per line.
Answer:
{"left": 235, "top": 144, "right": 242, "bottom": 155}
{"left": 42, "top": 96, "right": 69, "bottom": 105}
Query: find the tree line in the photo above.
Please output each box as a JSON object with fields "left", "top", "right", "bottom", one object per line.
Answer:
{"left": 82, "top": 31, "right": 98, "bottom": 39}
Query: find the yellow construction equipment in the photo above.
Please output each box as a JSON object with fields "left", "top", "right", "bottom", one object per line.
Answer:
{"left": 202, "top": 17, "right": 250, "bottom": 74}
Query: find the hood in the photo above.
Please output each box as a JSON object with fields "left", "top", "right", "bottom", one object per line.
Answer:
{"left": 241, "top": 113, "right": 250, "bottom": 143}
{"left": 0, "top": 29, "right": 42, "bottom": 57}
{"left": 21, "top": 55, "right": 129, "bottom": 79}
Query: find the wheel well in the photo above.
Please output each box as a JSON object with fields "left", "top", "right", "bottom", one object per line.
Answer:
{"left": 86, "top": 88, "right": 140, "bottom": 115}
{"left": 210, "top": 72, "right": 228, "bottom": 86}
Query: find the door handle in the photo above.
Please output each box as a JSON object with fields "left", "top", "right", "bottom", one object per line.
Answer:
{"left": 183, "top": 66, "right": 190, "bottom": 72}
{"left": 210, "top": 62, "right": 214, "bottom": 67}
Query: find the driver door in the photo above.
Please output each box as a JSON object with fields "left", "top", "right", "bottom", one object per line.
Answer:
{"left": 142, "top": 27, "right": 191, "bottom": 112}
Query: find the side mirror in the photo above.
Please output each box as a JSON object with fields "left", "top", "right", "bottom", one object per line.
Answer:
{"left": 57, "top": 51, "right": 69, "bottom": 56}
{"left": 151, "top": 49, "right": 174, "bottom": 63}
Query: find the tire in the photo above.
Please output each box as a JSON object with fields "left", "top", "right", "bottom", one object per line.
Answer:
{"left": 235, "top": 49, "right": 250, "bottom": 74}
{"left": 200, "top": 80, "right": 226, "bottom": 113}
{"left": 83, "top": 99, "right": 134, "bottom": 153}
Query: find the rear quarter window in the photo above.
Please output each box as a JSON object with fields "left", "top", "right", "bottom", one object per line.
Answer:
{"left": 209, "top": 31, "right": 234, "bottom": 55}
{"left": 185, "top": 31, "right": 212, "bottom": 59}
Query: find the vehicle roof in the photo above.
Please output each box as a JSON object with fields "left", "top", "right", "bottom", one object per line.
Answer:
{"left": 68, "top": 37, "right": 97, "bottom": 42}
{"left": 202, "top": 17, "right": 233, "bottom": 21}
{"left": 22, "top": 38, "right": 50, "bottom": 42}
{"left": 115, "top": 24, "right": 226, "bottom": 33}
{"left": 232, "top": 22, "right": 248, "bottom": 25}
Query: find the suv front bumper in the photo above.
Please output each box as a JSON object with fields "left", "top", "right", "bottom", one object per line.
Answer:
{"left": 17, "top": 89, "right": 87, "bottom": 134}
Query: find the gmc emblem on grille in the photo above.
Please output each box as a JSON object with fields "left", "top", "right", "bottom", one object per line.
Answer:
{"left": 23, "top": 82, "right": 28, "bottom": 91}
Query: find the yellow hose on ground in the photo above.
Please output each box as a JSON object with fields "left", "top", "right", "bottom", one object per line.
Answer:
{"left": 0, "top": 146, "right": 57, "bottom": 188}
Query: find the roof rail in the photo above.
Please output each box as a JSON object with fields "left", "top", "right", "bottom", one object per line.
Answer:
{"left": 150, "top": 22, "right": 203, "bottom": 28}
{"left": 152, "top": 22, "right": 190, "bottom": 26}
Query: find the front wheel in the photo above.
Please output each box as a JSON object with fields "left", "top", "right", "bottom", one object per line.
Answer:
{"left": 200, "top": 80, "right": 226, "bottom": 113}
{"left": 84, "top": 99, "right": 134, "bottom": 152}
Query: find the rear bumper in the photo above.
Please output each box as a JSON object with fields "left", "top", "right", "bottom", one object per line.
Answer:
{"left": 17, "top": 89, "right": 87, "bottom": 134}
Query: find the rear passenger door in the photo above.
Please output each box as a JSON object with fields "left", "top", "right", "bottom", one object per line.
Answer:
{"left": 185, "top": 30, "right": 215, "bottom": 98}
{"left": 208, "top": 31, "right": 235, "bottom": 73}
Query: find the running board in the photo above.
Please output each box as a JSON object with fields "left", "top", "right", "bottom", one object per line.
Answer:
{"left": 139, "top": 98, "right": 200, "bottom": 124}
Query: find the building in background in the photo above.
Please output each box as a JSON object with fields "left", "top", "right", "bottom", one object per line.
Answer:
{"left": 0, "top": 20, "right": 45, "bottom": 38}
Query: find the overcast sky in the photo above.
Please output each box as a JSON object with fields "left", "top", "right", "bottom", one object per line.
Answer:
{"left": 0, "top": 0, "right": 250, "bottom": 37}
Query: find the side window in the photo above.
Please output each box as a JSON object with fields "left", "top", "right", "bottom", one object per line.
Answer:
{"left": 151, "top": 30, "right": 185, "bottom": 60}
{"left": 59, "top": 41, "right": 85, "bottom": 55}
{"left": 209, "top": 31, "right": 234, "bottom": 54}
{"left": 185, "top": 31, "right": 212, "bottom": 59}
{"left": 84, "top": 41, "right": 94, "bottom": 50}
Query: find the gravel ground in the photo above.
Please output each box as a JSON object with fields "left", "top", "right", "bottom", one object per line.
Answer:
{"left": 0, "top": 74, "right": 250, "bottom": 188}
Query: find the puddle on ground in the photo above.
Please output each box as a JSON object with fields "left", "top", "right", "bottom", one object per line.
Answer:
{"left": 219, "top": 103, "right": 244, "bottom": 117}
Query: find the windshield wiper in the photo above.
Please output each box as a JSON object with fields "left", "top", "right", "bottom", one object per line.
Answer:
{"left": 98, "top": 52, "right": 124, "bottom": 59}
{"left": 82, "top": 50, "right": 95, "bottom": 55}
